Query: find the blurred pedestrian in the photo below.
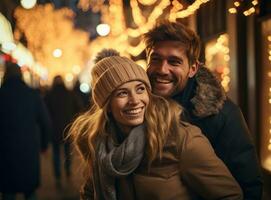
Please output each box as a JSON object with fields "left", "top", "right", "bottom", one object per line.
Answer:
{"left": 72, "top": 79, "right": 91, "bottom": 112}
{"left": 45, "top": 75, "right": 82, "bottom": 187}
{"left": 0, "top": 62, "right": 50, "bottom": 200}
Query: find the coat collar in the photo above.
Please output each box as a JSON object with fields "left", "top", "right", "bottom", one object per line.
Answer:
{"left": 174, "top": 66, "right": 226, "bottom": 118}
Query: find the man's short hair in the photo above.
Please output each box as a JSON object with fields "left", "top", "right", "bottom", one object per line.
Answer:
{"left": 144, "top": 20, "right": 201, "bottom": 66}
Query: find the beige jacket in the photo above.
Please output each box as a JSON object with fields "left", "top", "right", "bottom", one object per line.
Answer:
{"left": 81, "top": 122, "right": 243, "bottom": 200}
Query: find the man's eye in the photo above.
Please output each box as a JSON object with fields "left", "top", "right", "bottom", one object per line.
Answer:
{"left": 150, "top": 57, "right": 160, "bottom": 62}
{"left": 169, "top": 59, "right": 182, "bottom": 66}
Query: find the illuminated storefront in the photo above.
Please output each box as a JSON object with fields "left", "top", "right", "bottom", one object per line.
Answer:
{"left": 205, "top": 34, "right": 230, "bottom": 92}
{"left": 259, "top": 18, "right": 271, "bottom": 173}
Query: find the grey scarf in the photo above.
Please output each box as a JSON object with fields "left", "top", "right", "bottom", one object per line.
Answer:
{"left": 93, "top": 123, "right": 146, "bottom": 200}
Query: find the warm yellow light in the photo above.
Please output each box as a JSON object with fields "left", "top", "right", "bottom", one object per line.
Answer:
{"left": 252, "top": 0, "right": 258, "bottom": 6}
{"left": 228, "top": 8, "right": 237, "bottom": 14}
{"left": 243, "top": 11, "right": 249, "bottom": 16}
{"left": 269, "top": 87, "right": 271, "bottom": 92}
{"left": 234, "top": 1, "right": 240, "bottom": 7}
{"left": 53, "top": 48, "right": 62, "bottom": 58}
{"left": 269, "top": 56, "right": 271, "bottom": 61}
{"left": 268, "top": 144, "right": 271, "bottom": 151}
{"left": 223, "top": 47, "right": 229, "bottom": 54}
{"left": 96, "top": 23, "right": 110, "bottom": 36}
{"left": 223, "top": 76, "right": 230, "bottom": 83}
{"left": 224, "top": 55, "right": 230, "bottom": 61}
{"left": 138, "top": 0, "right": 157, "bottom": 6}
{"left": 249, "top": 7, "right": 255, "bottom": 14}
{"left": 223, "top": 67, "right": 230, "bottom": 75}
{"left": 268, "top": 99, "right": 271, "bottom": 104}
{"left": 135, "top": 59, "right": 147, "bottom": 69}
{"left": 65, "top": 73, "right": 74, "bottom": 82}
{"left": 20, "top": 0, "right": 37, "bottom": 9}
{"left": 268, "top": 36, "right": 271, "bottom": 41}
{"left": 72, "top": 65, "right": 81, "bottom": 74}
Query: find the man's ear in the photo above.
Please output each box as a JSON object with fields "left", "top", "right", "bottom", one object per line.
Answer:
{"left": 188, "top": 63, "right": 199, "bottom": 78}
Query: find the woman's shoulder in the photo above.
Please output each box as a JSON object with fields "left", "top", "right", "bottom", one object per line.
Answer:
{"left": 177, "top": 121, "right": 213, "bottom": 154}
{"left": 179, "top": 121, "right": 204, "bottom": 138}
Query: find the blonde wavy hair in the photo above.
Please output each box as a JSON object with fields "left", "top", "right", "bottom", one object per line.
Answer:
{"left": 68, "top": 87, "right": 184, "bottom": 177}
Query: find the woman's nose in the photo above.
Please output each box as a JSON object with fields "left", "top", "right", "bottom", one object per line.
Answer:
{"left": 128, "top": 94, "right": 140, "bottom": 105}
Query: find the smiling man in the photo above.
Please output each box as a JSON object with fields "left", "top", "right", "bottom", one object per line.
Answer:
{"left": 144, "top": 21, "right": 263, "bottom": 200}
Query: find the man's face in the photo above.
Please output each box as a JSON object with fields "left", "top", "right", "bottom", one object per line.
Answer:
{"left": 147, "top": 41, "right": 198, "bottom": 97}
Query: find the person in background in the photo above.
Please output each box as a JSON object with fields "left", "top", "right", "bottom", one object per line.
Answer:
{"left": 45, "top": 75, "right": 82, "bottom": 188}
{"left": 0, "top": 61, "right": 50, "bottom": 200}
{"left": 69, "top": 49, "right": 243, "bottom": 200}
{"left": 73, "top": 79, "right": 91, "bottom": 112}
{"left": 144, "top": 20, "right": 263, "bottom": 199}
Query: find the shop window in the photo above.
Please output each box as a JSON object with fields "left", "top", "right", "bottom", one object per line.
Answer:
{"left": 260, "top": 18, "right": 271, "bottom": 172}
{"left": 205, "top": 33, "right": 230, "bottom": 92}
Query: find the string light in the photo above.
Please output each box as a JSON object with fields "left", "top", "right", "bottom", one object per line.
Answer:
{"left": 268, "top": 34, "right": 271, "bottom": 154}
{"left": 169, "top": 0, "right": 183, "bottom": 21}
{"left": 228, "top": 8, "right": 237, "bottom": 14}
{"left": 234, "top": 1, "right": 240, "bottom": 7}
{"left": 205, "top": 34, "right": 230, "bottom": 92}
{"left": 78, "top": 0, "right": 105, "bottom": 12}
{"left": 91, "top": 0, "right": 210, "bottom": 57}
{"left": 138, "top": 0, "right": 157, "bottom": 6}
{"left": 130, "top": 0, "right": 146, "bottom": 26}
{"left": 174, "top": 0, "right": 210, "bottom": 19}
{"left": 229, "top": 0, "right": 258, "bottom": 16}
{"left": 14, "top": 4, "right": 89, "bottom": 82}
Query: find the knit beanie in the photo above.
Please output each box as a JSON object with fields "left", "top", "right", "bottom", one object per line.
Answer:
{"left": 91, "top": 49, "right": 151, "bottom": 108}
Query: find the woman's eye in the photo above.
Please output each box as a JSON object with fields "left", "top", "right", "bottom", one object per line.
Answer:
{"left": 116, "top": 91, "right": 127, "bottom": 97}
{"left": 137, "top": 86, "right": 146, "bottom": 93}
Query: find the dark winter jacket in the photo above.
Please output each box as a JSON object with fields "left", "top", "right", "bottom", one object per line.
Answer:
{"left": 0, "top": 78, "right": 50, "bottom": 193}
{"left": 45, "top": 84, "right": 82, "bottom": 143}
{"left": 173, "top": 66, "right": 263, "bottom": 200}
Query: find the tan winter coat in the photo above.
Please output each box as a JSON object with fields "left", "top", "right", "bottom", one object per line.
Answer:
{"left": 81, "top": 122, "right": 243, "bottom": 200}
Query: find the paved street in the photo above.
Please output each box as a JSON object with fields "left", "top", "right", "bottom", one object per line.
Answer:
{"left": 36, "top": 145, "right": 83, "bottom": 200}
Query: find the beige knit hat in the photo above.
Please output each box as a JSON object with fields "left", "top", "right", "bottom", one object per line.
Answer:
{"left": 91, "top": 49, "right": 151, "bottom": 108}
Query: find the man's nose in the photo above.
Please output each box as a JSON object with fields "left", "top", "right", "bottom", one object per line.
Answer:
{"left": 157, "top": 60, "right": 169, "bottom": 74}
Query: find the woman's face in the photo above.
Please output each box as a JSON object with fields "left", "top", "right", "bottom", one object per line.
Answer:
{"left": 110, "top": 81, "right": 149, "bottom": 134}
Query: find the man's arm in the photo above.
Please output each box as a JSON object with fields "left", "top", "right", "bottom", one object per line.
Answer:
{"left": 222, "top": 105, "right": 263, "bottom": 200}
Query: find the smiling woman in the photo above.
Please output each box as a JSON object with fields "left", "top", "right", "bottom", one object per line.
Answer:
{"left": 68, "top": 49, "right": 243, "bottom": 200}
{"left": 110, "top": 81, "right": 149, "bottom": 135}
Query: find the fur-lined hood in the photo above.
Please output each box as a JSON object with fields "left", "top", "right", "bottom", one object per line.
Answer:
{"left": 190, "top": 66, "right": 226, "bottom": 118}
